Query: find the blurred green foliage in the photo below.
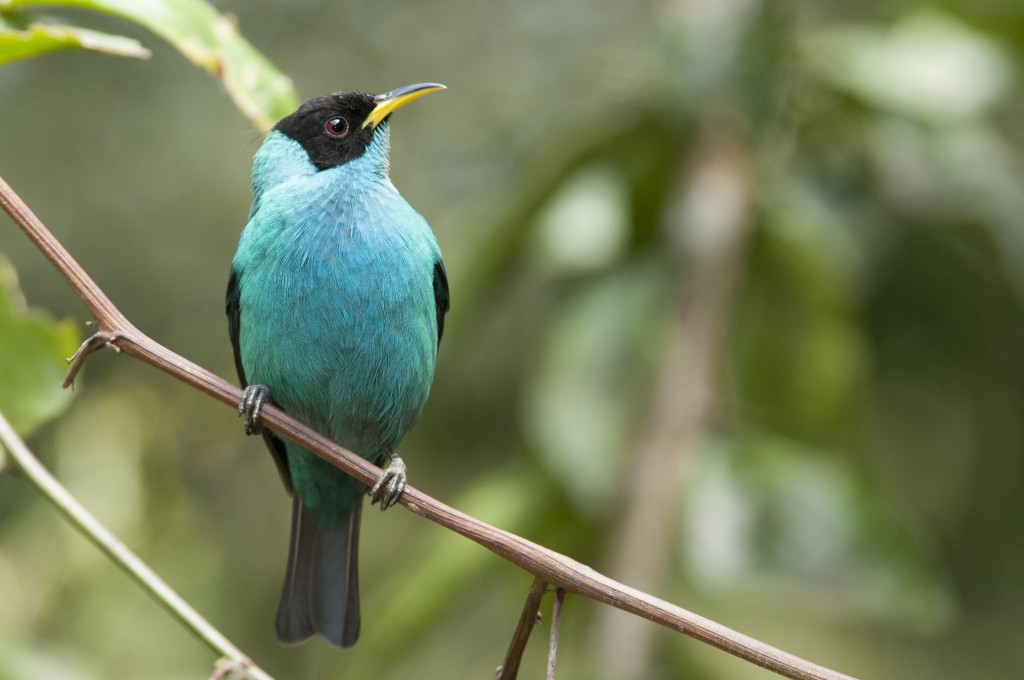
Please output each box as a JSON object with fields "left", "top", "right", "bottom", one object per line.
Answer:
{"left": 0, "top": 255, "right": 79, "bottom": 437}
{"left": 0, "top": 8, "right": 149, "bottom": 65}
{"left": 1, "top": 0, "right": 298, "bottom": 129}
{"left": 2, "top": 1, "right": 1024, "bottom": 679}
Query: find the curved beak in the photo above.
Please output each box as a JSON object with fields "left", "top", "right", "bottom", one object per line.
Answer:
{"left": 362, "top": 82, "right": 447, "bottom": 130}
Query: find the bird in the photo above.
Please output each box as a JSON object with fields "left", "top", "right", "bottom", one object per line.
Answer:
{"left": 225, "top": 83, "right": 449, "bottom": 648}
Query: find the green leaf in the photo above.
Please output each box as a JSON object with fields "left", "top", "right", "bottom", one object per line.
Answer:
{"left": 806, "top": 11, "right": 1013, "bottom": 123}
{"left": 0, "top": 254, "right": 80, "bottom": 437}
{"left": 731, "top": 204, "right": 868, "bottom": 447}
{"left": 5, "top": 0, "right": 300, "bottom": 131}
{"left": 684, "top": 436, "right": 950, "bottom": 627}
{"left": 525, "top": 263, "right": 669, "bottom": 515}
{"left": 0, "top": 11, "right": 150, "bottom": 65}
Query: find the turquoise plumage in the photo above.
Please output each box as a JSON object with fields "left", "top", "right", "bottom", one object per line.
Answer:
{"left": 226, "top": 85, "right": 448, "bottom": 648}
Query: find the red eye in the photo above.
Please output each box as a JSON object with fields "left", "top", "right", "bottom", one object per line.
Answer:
{"left": 325, "top": 117, "right": 348, "bottom": 137}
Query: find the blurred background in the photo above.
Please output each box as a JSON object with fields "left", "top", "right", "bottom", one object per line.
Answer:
{"left": 2, "top": 1, "right": 1024, "bottom": 678}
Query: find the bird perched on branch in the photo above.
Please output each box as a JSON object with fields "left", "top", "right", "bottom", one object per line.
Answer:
{"left": 226, "top": 83, "right": 449, "bottom": 648}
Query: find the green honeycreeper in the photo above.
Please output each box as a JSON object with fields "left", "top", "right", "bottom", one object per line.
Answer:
{"left": 226, "top": 83, "right": 449, "bottom": 648}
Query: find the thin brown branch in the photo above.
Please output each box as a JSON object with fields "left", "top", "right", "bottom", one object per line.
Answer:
{"left": 64, "top": 328, "right": 124, "bottom": 387}
{"left": 546, "top": 588, "right": 566, "bottom": 680}
{"left": 496, "top": 576, "right": 548, "bottom": 680}
{"left": 0, "top": 175, "right": 857, "bottom": 680}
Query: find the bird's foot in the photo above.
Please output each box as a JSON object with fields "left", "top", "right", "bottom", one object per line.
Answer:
{"left": 238, "top": 384, "right": 271, "bottom": 436}
{"left": 369, "top": 454, "right": 407, "bottom": 510}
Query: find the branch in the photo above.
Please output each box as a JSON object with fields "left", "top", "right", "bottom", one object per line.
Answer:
{"left": 0, "top": 175, "right": 857, "bottom": 680}
{"left": 496, "top": 576, "right": 548, "bottom": 679}
{"left": 546, "top": 587, "right": 565, "bottom": 680}
{"left": 0, "top": 409, "right": 275, "bottom": 680}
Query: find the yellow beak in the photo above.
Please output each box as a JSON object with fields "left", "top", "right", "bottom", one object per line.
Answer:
{"left": 362, "top": 82, "right": 446, "bottom": 130}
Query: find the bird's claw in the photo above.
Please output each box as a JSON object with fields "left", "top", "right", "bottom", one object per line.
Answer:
{"left": 369, "top": 454, "right": 407, "bottom": 510}
{"left": 238, "top": 384, "right": 271, "bottom": 436}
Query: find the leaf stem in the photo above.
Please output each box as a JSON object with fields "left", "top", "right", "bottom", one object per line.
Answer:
{"left": 0, "top": 409, "right": 276, "bottom": 680}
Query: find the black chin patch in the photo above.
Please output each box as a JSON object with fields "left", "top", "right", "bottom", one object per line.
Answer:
{"left": 275, "top": 92, "right": 379, "bottom": 171}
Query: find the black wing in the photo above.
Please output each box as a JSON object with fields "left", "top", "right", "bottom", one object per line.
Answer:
{"left": 433, "top": 259, "right": 451, "bottom": 347}
{"left": 226, "top": 267, "right": 294, "bottom": 494}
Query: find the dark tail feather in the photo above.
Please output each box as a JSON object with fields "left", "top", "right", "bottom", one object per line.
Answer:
{"left": 275, "top": 497, "right": 361, "bottom": 648}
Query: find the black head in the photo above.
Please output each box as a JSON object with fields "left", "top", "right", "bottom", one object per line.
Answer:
{"left": 273, "top": 83, "right": 446, "bottom": 172}
{"left": 274, "top": 91, "right": 378, "bottom": 171}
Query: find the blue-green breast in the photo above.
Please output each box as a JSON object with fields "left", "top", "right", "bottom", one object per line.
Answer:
{"left": 233, "top": 131, "right": 440, "bottom": 524}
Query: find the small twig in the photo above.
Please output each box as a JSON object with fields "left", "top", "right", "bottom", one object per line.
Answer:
{"left": 547, "top": 588, "right": 566, "bottom": 680}
{"left": 63, "top": 330, "right": 126, "bottom": 387}
{"left": 496, "top": 576, "right": 548, "bottom": 679}
{"left": 0, "top": 174, "right": 857, "bottom": 680}
{"left": 0, "top": 409, "right": 275, "bottom": 680}
{"left": 209, "top": 657, "right": 250, "bottom": 680}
